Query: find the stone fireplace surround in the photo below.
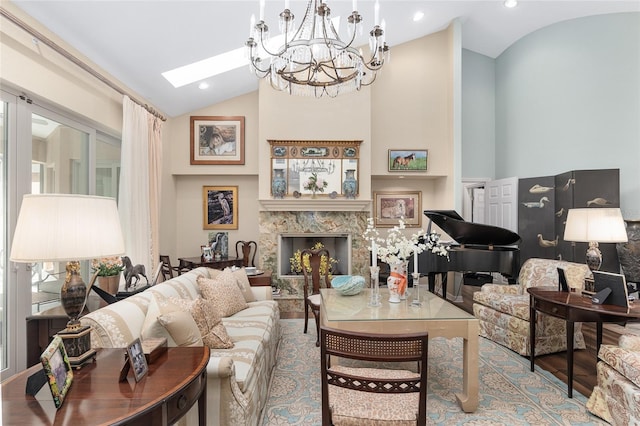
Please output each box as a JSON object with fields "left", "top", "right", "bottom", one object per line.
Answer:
{"left": 258, "top": 210, "right": 370, "bottom": 314}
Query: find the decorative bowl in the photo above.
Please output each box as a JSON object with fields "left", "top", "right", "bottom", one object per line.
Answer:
{"left": 331, "top": 275, "right": 366, "bottom": 296}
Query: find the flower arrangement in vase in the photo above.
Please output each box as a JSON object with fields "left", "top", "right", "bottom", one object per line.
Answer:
{"left": 289, "top": 242, "right": 338, "bottom": 279}
{"left": 91, "top": 256, "right": 124, "bottom": 295}
{"left": 363, "top": 218, "right": 449, "bottom": 302}
{"left": 302, "top": 172, "right": 327, "bottom": 197}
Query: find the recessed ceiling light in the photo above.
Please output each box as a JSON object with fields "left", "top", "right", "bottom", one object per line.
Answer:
{"left": 198, "top": 82, "right": 210, "bottom": 90}
{"left": 504, "top": 0, "right": 518, "bottom": 8}
{"left": 413, "top": 11, "right": 424, "bottom": 22}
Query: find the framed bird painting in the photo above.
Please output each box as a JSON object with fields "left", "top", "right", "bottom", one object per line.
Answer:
{"left": 203, "top": 186, "right": 238, "bottom": 230}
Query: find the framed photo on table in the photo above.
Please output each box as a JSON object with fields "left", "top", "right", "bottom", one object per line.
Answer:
{"left": 126, "top": 338, "right": 148, "bottom": 382}
{"left": 203, "top": 186, "right": 238, "bottom": 230}
{"left": 374, "top": 191, "right": 422, "bottom": 228}
{"left": 41, "top": 336, "right": 73, "bottom": 409}
{"left": 388, "top": 150, "right": 428, "bottom": 172}
{"left": 190, "top": 116, "right": 245, "bottom": 165}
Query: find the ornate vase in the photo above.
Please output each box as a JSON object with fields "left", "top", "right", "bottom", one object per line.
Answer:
{"left": 98, "top": 274, "right": 121, "bottom": 295}
{"left": 272, "top": 169, "right": 286, "bottom": 199}
{"left": 342, "top": 169, "right": 357, "bottom": 199}
{"left": 387, "top": 260, "right": 409, "bottom": 303}
{"left": 617, "top": 219, "right": 640, "bottom": 284}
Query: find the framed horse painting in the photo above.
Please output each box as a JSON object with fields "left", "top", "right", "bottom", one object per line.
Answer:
{"left": 388, "top": 150, "right": 428, "bottom": 172}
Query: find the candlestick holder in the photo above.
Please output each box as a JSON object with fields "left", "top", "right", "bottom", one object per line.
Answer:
{"left": 411, "top": 272, "right": 422, "bottom": 306}
{"left": 368, "top": 266, "right": 381, "bottom": 307}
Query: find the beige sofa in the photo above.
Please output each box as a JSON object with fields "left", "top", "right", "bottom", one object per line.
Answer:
{"left": 473, "top": 258, "right": 591, "bottom": 356}
{"left": 81, "top": 267, "right": 281, "bottom": 426}
{"left": 587, "top": 333, "right": 640, "bottom": 425}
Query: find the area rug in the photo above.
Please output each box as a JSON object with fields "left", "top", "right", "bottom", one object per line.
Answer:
{"left": 261, "top": 319, "right": 606, "bottom": 425}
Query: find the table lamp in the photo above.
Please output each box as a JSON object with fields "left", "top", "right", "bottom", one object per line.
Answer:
{"left": 563, "top": 208, "right": 627, "bottom": 271}
{"left": 10, "top": 194, "right": 125, "bottom": 367}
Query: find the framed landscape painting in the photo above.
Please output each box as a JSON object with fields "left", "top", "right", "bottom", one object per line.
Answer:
{"left": 388, "top": 150, "right": 428, "bottom": 172}
{"left": 203, "top": 186, "right": 238, "bottom": 230}
{"left": 373, "top": 191, "right": 422, "bottom": 228}
{"left": 190, "top": 116, "right": 245, "bottom": 165}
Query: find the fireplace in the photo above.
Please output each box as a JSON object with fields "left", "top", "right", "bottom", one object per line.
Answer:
{"left": 258, "top": 210, "right": 370, "bottom": 313}
{"left": 278, "top": 233, "right": 351, "bottom": 277}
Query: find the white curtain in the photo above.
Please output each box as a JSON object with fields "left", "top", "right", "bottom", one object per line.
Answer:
{"left": 119, "top": 96, "right": 163, "bottom": 284}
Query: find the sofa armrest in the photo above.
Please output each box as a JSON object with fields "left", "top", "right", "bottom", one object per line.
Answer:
{"left": 479, "top": 284, "right": 519, "bottom": 295}
{"left": 250, "top": 286, "right": 273, "bottom": 301}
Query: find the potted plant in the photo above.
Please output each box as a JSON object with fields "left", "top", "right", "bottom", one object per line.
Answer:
{"left": 91, "top": 256, "right": 124, "bottom": 295}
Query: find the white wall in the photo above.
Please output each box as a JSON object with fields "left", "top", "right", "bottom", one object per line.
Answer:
{"left": 494, "top": 12, "right": 640, "bottom": 219}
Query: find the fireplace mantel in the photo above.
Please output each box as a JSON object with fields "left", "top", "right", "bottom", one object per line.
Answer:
{"left": 259, "top": 199, "right": 371, "bottom": 212}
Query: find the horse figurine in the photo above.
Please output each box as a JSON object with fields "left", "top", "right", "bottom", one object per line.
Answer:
{"left": 121, "top": 256, "right": 148, "bottom": 291}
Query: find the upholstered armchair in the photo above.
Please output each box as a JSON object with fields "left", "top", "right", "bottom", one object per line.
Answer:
{"left": 587, "top": 334, "right": 640, "bottom": 425}
{"left": 472, "top": 258, "right": 592, "bottom": 357}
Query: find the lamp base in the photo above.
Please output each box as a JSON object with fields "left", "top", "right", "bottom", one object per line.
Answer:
{"left": 57, "top": 326, "right": 96, "bottom": 368}
{"left": 585, "top": 242, "right": 602, "bottom": 271}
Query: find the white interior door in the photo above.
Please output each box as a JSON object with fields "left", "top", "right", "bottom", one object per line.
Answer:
{"left": 484, "top": 177, "right": 518, "bottom": 233}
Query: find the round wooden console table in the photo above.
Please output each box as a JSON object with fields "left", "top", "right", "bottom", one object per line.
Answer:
{"left": 2, "top": 346, "right": 209, "bottom": 425}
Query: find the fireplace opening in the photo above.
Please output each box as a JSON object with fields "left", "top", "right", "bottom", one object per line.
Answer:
{"left": 278, "top": 233, "right": 351, "bottom": 277}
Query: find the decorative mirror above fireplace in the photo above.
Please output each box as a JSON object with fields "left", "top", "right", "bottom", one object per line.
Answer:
{"left": 269, "top": 140, "right": 361, "bottom": 198}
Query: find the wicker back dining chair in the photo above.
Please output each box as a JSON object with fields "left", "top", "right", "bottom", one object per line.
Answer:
{"left": 320, "top": 326, "right": 429, "bottom": 426}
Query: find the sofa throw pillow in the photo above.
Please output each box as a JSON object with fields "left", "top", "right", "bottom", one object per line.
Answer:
{"left": 157, "top": 310, "right": 204, "bottom": 347}
{"left": 141, "top": 293, "right": 182, "bottom": 346}
{"left": 208, "top": 268, "right": 256, "bottom": 303}
{"left": 168, "top": 296, "right": 234, "bottom": 349}
{"left": 197, "top": 270, "right": 249, "bottom": 317}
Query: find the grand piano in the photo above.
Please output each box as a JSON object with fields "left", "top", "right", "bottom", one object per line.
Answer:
{"left": 416, "top": 210, "right": 521, "bottom": 297}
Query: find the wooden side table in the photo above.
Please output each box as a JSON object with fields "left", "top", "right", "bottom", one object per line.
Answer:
{"left": 248, "top": 270, "right": 272, "bottom": 286}
{"left": 2, "top": 346, "right": 209, "bottom": 425}
{"left": 528, "top": 287, "right": 640, "bottom": 398}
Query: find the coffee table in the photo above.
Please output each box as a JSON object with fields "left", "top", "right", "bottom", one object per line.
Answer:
{"left": 2, "top": 346, "right": 209, "bottom": 425}
{"left": 320, "top": 287, "right": 479, "bottom": 412}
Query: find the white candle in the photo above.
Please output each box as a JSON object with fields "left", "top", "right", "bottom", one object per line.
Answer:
{"left": 371, "top": 240, "right": 377, "bottom": 267}
{"left": 414, "top": 246, "right": 419, "bottom": 274}
{"left": 250, "top": 14, "right": 255, "bottom": 36}
{"left": 374, "top": 0, "right": 380, "bottom": 25}
{"left": 260, "top": 0, "right": 265, "bottom": 21}
{"left": 352, "top": 0, "right": 357, "bottom": 11}
{"left": 285, "top": 0, "right": 290, "bottom": 10}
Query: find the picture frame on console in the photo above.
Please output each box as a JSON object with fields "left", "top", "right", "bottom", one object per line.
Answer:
{"left": 41, "top": 336, "right": 73, "bottom": 409}
{"left": 126, "top": 338, "right": 148, "bottom": 382}
{"left": 190, "top": 116, "right": 245, "bottom": 165}
{"left": 203, "top": 186, "right": 238, "bottom": 230}
{"left": 388, "top": 149, "right": 428, "bottom": 172}
{"left": 374, "top": 191, "right": 422, "bottom": 228}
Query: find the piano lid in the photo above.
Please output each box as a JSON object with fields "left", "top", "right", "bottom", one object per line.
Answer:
{"left": 424, "top": 210, "right": 521, "bottom": 246}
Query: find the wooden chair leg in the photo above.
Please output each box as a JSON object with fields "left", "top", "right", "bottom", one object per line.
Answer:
{"left": 313, "top": 308, "right": 320, "bottom": 347}
{"left": 303, "top": 301, "right": 309, "bottom": 334}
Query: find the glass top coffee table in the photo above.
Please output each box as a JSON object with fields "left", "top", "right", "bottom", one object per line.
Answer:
{"left": 321, "top": 287, "right": 479, "bottom": 412}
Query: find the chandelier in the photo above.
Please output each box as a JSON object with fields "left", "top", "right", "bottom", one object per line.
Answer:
{"left": 246, "top": 0, "right": 389, "bottom": 98}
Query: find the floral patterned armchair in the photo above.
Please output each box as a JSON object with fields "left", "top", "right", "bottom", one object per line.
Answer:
{"left": 587, "top": 334, "right": 640, "bottom": 425}
{"left": 472, "top": 258, "right": 592, "bottom": 356}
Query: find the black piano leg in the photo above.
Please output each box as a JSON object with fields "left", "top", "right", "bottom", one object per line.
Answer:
{"left": 428, "top": 273, "right": 435, "bottom": 293}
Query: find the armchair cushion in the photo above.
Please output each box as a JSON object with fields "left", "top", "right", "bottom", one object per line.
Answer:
{"left": 599, "top": 335, "right": 640, "bottom": 389}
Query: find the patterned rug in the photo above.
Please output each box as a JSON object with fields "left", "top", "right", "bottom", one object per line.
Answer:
{"left": 261, "top": 319, "right": 607, "bottom": 425}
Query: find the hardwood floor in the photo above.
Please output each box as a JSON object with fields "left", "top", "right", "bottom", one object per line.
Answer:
{"left": 287, "top": 284, "right": 629, "bottom": 398}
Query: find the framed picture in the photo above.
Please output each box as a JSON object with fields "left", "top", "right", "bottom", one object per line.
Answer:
{"left": 201, "top": 245, "right": 213, "bottom": 261}
{"left": 41, "top": 336, "right": 73, "bottom": 409}
{"left": 374, "top": 191, "right": 422, "bottom": 228}
{"left": 126, "top": 338, "right": 148, "bottom": 382}
{"left": 388, "top": 150, "right": 428, "bottom": 172}
{"left": 203, "top": 186, "right": 238, "bottom": 230}
{"left": 190, "top": 116, "right": 245, "bottom": 165}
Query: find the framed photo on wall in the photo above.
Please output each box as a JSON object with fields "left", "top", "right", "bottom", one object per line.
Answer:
{"left": 388, "top": 150, "right": 428, "bottom": 172}
{"left": 374, "top": 191, "right": 422, "bottom": 228}
{"left": 203, "top": 186, "right": 238, "bottom": 230}
{"left": 190, "top": 116, "right": 245, "bottom": 165}
{"left": 41, "top": 336, "right": 73, "bottom": 409}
